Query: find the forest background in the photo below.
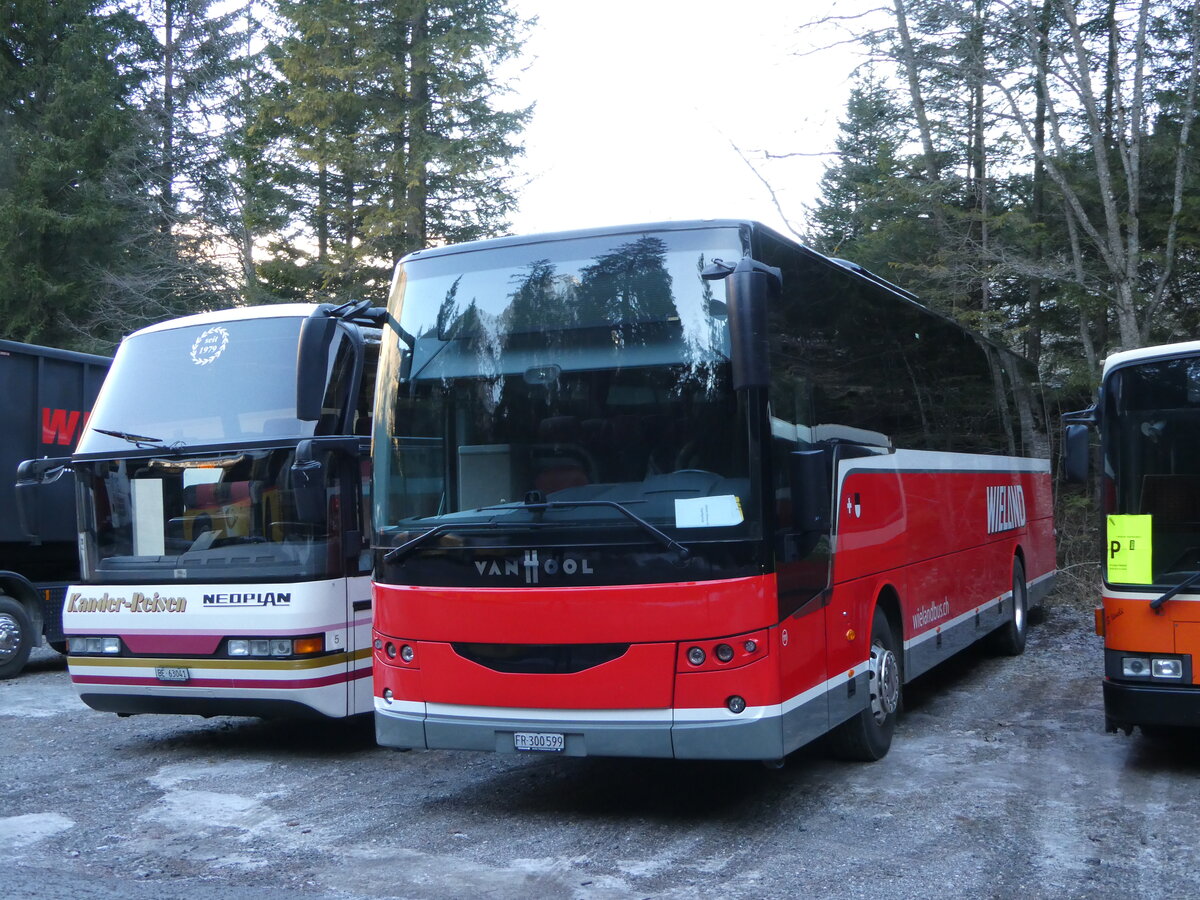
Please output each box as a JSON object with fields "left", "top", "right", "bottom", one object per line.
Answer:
{"left": 2, "top": 0, "right": 1198, "bottom": 416}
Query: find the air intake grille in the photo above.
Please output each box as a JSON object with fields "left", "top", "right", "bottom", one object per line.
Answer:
{"left": 451, "top": 642, "right": 629, "bottom": 674}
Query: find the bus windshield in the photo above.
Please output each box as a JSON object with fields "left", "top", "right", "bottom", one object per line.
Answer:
{"left": 374, "top": 226, "right": 759, "bottom": 547}
{"left": 75, "top": 447, "right": 344, "bottom": 584}
{"left": 1105, "top": 355, "right": 1200, "bottom": 586}
{"left": 77, "top": 315, "right": 317, "bottom": 454}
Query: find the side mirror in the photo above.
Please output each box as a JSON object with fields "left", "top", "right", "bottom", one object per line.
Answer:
{"left": 703, "top": 256, "right": 780, "bottom": 391}
{"left": 297, "top": 312, "right": 337, "bottom": 421}
{"left": 291, "top": 439, "right": 326, "bottom": 525}
{"left": 15, "top": 458, "right": 70, "bottom": 540}
{"left": 789, "top": 448, "right": 831, "bottom": 532}
{"left": 1063, "top": 424, "right": 1090, "bottom": 484}
{"left": 725, "top": 257, "right": 778, "bottom": 391}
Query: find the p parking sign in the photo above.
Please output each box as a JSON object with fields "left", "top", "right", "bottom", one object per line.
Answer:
{"left": 1106, "top": 515, "right": 1153, "bottom": 584}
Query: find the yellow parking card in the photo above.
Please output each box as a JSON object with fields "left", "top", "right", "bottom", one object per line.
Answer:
{"left": 1106, "top": 515, "right": 1153, "bottom": 584}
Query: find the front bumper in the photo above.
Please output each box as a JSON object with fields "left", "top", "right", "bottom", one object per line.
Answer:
{"left": 1103, "top": 679, "right": 1200, "bottom": 731}
{"left": 375, "top": 701, "right": 790, "bottom": 760}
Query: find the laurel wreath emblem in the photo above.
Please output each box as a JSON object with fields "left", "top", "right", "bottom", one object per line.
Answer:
{"left": 190, "top": 326, "right": 230, "bottom": 366}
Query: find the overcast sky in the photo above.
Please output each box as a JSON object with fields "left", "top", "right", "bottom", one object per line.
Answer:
{"left": 503, "top": 1, "right": 869, "bottom": 239}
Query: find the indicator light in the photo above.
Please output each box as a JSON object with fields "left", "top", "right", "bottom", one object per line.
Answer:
{"left": 400, "top": 644, "right": 415, "bottom": 663}
{"left": 687, "top": 646, "right": 706, "bottom": 666}
{"left": 715, "top": 644, "right": 734, "bottom": 663}
{"left": 727, "top": 695, "right": 747, "bottom": 714}
{"left": 293, "top": 637, "right": 324, "bottom": 655}
{"left": 744, "top": 639, "right": 757, "bottom": 653}
{"left": 382, "top": 688, "right": 393, "bottom": 703}
{"left": 386, "top": 642, "right": 397, "bottom": 659}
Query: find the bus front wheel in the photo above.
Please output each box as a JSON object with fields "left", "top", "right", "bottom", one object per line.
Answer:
{"left": 0, "top": 594, "right": 33, "bottom": 679}
{"left": 827, "top": 606, "right": 901, "bottom": 762}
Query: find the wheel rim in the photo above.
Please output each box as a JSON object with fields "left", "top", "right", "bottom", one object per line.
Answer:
{"left": 868, "top": 638, "right": 900, "bottom": 724}
{"left": 0, "top": 613, "right": 22, "bottom": 663}
{"left": 1013, "top": 573, "right": 1027, "bottom": 634}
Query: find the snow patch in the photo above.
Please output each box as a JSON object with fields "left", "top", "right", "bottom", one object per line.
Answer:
{"left": 140, "top": 789, "right": 283, "bottom": 837}
{"left": 324, "top": 846, "right": 636, "bottom": 899}
{"left": 148, "top": 759, "right": 274, "bottom": 790}
{"left": 0, "top": 683, "right": 88, "bottom": 718}
{"left": 0, "top": 812, "right": 75, "bottom": 849}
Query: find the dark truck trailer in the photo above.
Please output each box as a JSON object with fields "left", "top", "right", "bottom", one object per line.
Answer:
{"left": 0, "top": 340, "right": 109, "bottom": 677}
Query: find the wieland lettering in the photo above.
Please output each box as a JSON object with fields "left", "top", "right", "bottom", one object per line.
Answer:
{"left": 986, "top": 485, "right": 1027, "bottom": 534}
{"left": 912, "top": 600, "right": 951, "bottom": 631}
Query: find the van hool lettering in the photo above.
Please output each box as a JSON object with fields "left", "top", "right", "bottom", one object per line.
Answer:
{"left": 202, "top": 591, "right": 292, "bottom": 607}
{"left": 67, "top": 592, "right": 187, "bottom": 614}
{"left": 473, "top": 551, "right": 595, "bottom": 584}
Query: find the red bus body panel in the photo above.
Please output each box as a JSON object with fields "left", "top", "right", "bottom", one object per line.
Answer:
{"left": 374, "top": 458, "right": 1055, "bottom": 758}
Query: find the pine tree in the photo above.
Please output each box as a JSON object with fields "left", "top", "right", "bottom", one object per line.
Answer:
{"left": 808, "top": 70, "right": 910, "bottom": 263}
{"left": 0, "top": 0, "right": 157, "bottom": 349}
{"left": 265, "top": 0, "right": 531, "bottom": 303}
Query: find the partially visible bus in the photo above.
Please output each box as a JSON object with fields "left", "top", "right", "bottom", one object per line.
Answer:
{"left": 1, "top": 340, "right": 108, "bottom": 677}
{"left": 1066, "top": 341, "right": 1200, "bottom": 734}
{"left": 20, "top": 303, "right": 379, "bottom": 718}
{"left": 370, "top": 220, "right": 1056, "bottom": 761}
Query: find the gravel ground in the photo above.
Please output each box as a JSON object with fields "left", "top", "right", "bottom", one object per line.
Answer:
{"left": 3, "top": 599, "right": 1198, "bottom": 900}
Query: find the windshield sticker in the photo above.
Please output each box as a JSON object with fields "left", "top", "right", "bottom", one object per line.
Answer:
{"left": 191, "top": 326, "right": 230, "bottom": 366}
{"left": 1107, "top": 515, "right": 1152, "bottom": 583}
{"left": 675, "top": 495, "right": 743, "bottom": 529}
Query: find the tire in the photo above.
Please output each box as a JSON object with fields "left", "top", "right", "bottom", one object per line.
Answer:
{"left": 0, "top": 594, "right": 34, "bottom": 679}
{"left": 827, "top": 606, "right": 902, "bottom": 762}
{"left": 988, "top": 558, "right": 1028, "bottom": 656}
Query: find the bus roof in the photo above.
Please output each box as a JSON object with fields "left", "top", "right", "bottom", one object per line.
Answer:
{"left": 399, "top": 219, "right": 754, "bottom": 263}
{"left": 400, "top": 219, "right": 922, "bottom": 305}
{"left": 1103, "top": 340, "right": 1200, "bottom": 379}
{"left": 128, "top": 304, "right": 322, "bottom": 341}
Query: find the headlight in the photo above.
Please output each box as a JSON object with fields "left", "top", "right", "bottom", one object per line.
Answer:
{"left": 69, "top": 636, "right": 120, "bottom": 654}
{"left": 1152, "top": 658, "right": 1183, "bottom": 679}
{"left": 1122, "top": 657, "right": 1150, "bottom": 677}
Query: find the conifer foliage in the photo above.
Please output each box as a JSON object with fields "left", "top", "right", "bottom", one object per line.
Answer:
{"left": 0, "top": 0, "right": 530, "bottom": 349}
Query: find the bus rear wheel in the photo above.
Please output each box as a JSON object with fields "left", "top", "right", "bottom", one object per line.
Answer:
{"left": 0, "top": 594, "right": 33, "bottom": 679}
{"left": 827, "top": 606, "right": 901, "bottom": 762}
{"left": 987, "top": 558, "right": 1028, "bottom": 656}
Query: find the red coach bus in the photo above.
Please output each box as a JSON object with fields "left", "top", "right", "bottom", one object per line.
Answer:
{"left": 369, "top": 220, "right": 1056, "bottom": 762}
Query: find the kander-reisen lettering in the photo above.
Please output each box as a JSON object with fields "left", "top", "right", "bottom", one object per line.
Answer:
{"left": 66, "top": 592, "right": 187, "bottom": 613}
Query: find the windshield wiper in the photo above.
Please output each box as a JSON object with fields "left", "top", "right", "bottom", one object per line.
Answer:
{"left": 383, "top": 498, "right": 690, "bottom": 564}
{"left": 1150, "top": 570, "right": 1200, "bottom": 613}
{"left": 92, "top": 427, "right": 164, "bottom": 449}
{"left": 519, "top": 499, "right": 689, "bottom": 560}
